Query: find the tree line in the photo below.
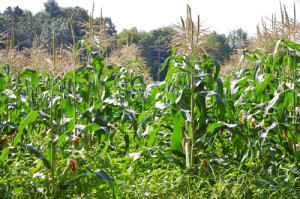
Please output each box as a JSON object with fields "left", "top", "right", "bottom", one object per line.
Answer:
{"left": 0, "top": 0, "right": 248, "bottom": 80}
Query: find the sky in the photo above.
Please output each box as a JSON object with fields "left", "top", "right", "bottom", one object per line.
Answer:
{"left": 0, "top": 0, "right": 299, "bottom": 36}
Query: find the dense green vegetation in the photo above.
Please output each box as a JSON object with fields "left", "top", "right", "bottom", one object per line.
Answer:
{"left": 0, "top": 2, "right": 299, "bottom": 199}
{"left": 0, "top": 0, "right": 246, "bottom": 80}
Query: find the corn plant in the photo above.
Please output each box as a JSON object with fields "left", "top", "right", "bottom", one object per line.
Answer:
{"left": 0, "top": 4, "right": 299, "bottom": 199}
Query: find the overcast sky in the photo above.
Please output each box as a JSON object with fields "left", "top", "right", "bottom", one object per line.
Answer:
{"left": 0, "top": 0, "right": 298, "bottom": 35}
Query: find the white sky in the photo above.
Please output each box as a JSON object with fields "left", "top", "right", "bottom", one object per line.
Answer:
{"left": 0, "top": 0, "right": 299, "bottom": 35}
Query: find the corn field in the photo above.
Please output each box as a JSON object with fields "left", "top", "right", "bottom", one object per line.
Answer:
{"left": 0, "top": 4, "right": 300, "bottom": 199}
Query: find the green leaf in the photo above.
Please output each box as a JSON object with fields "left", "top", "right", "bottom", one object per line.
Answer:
{"left": 129, "top": 150, "right": 143, "bottom": 161}
{"left": 101, "top": 134, "right": 110, "bottom": 158}
{"left": 59, "top": 179, "right": 75, "bottom": 190}
{"left": 207, "top": 122, "right": 238, "bottom": 136}
{"left": 64, "top": 71, "right": 75, "bottom": 79}
{"left": 103, "top": 97, "right": 117, "bottom": 105}
{"left": 0, "top": 147, "right": 9, "bottom": 164}
{"left": 56, "top": 133, "right": 67, "bottom": 148}
{"left": 147, "top": 125, "right": 160, "bottom": 147}
{"left": 171, "top": 156, "right": 185, "bottom": 169}
{"left": 21, "top": 111, "right": 39, "bottom": 126}
{"left": 159, "top": 57, "right": 170, "bottom": 73}
{"left": 90, "top": 54, "right": 104, "bottom": 81}
{"left": 21, "top": 143, "right": 51, "bottom": 169}
{"left": 75, "top": 65, "right": 96, "bottom": 74}
{"left": 14, "top": 111, "right": 39, "bottom": 146}
{"left": 282, "top": 39, "right": 300, "bottom": 52}
{"left": 75, "top": 76, "right": 89, "bottom": 85}
{"left": 264, "top": 92, "right": 280, "bottom": 117}
{"left": 37, "top": 111, "right": 50, "bottom": 120}
{"left": 288, "top": 55, "right": 296, "bottom": 77}
{"left": 254, "top": 74, "right": 274, "bottom": 102}
{"left": 214, "top": 62, "right": 221, "bottom": 81}
{"left": 144, "top": 81, "right": 166, "bottom": 98}
{"left": 19, "top": 68, "right": 38, "bottom": 90}
{"left": 196, "top": 90, "right": 225, "bottom": 120}
{"left": 94, "top": 169, "right": 114, "bottom": 181}
{"left": 124, "top": 134, "right": 129, "bottom": 154}
{"left": 82, "top": 40, "right": 91, "bottom": 51}
{"left": 171, "top": 111, "right": 185, "bottom": 151}
{"left": 196, "top": 90, "right": 219, "bottom": 97}
{"left": 94, "top": 169, "right": 120, "bottom": 199}
{"left": 216, "top": 78, "right": 224, "bottom": 97}
{"left": 85, "top": 123, "right": 101, "bottom": 131}
{"left": 52, "top": 71, "right": 75, "bottom": 90}
{"left": 259, "top": 122, "right": 277, "bottom": 143}
{"left": 138, "top": 112, "right": 148, "bottom": 125}
{"left": 244, "top": 54, "right": 258, "bottom": 62}
{"left": 155, "top": 101, "right": 169, "bottom": 109}
{"left": 0, "top": 75, "right": 6, "bottom": 91}
{"left": 64, "top": 98, "right": 75, "bottom": 118}
{"left": 207, "top": 123, "right": 225, "bottom": 134}
{"left": 75, "top": 41, "right": 82, "bottom": 51}
{"left": 175, "top": 67, "right": 191, "bottom": 74}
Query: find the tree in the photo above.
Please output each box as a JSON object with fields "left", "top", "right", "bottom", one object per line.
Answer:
{"left": 3, "top": 6, "right": 13, "bottom": 16}
{"left": 116, "top": 27, "right": 146, "bottom": 46}
{"left": 0, "top": 6, "right": 34, "bottom": 49}
{"left": 115, "top": 27, "right": 173, "bottom": 80}
{"left": 33, "top": 11, "right": 51, "bottom": 37}
{"left": 44, "top": 0, "right": 60, "bottom": 18}
{"left": 0, "top": 14, "right": 13, "bottom": 33}
{"left": 39, "top": 17, "right": 73, "bottom": 49}
{"left": 15, "top": 11, "right": 34, "bottom": 49}
{"left": 0, "top": 2, "right": 118, "bottom": 50}
{"left": 139, "top": 27, "right": 173, "bottom": 80}
{"left": 94, "top": 17, "right": 117, "bottom": 36}
{"left": 61, "top": 7, "right": 89, "bottom": 41}
{"left": 3, "top": 6, "right": 25, "bottom": 24}
{"left": 227, "top": 28, "right": 248, "bottom": 49}
{"left": 206, "top": 31, "right": 232, "bottom": 64}
{"left": 13, "top": 6, "right": 24, "bottom": 20}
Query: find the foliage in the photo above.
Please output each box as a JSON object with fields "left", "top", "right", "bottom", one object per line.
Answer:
{"left": 0, "top": 4, "right": 299, "bottom": 199}
{"left": 206, "top": 31, "right": 232, "bottom": 64}
{"left": 116, "top": 27, "right": 173, "bottom": 80}
{"left": 227, "top": 28, "right": 248, "bottom": 49}
{"left": 0, "top": 2, "right": 243, "bottom": 79}
{"left": 139, "top": 27, "right": 173, "bottom": 80}
{"left": 0, "top": 3, "right": 89, "bottom": 50}
{"left": 1, "top": 29, "right": 300, "bottom": 199}
{"left": 116, "top": 27, "right": 146, "bottom": 47}
{"left": 44, "top": 0, "right": 60, "bottom": 18}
